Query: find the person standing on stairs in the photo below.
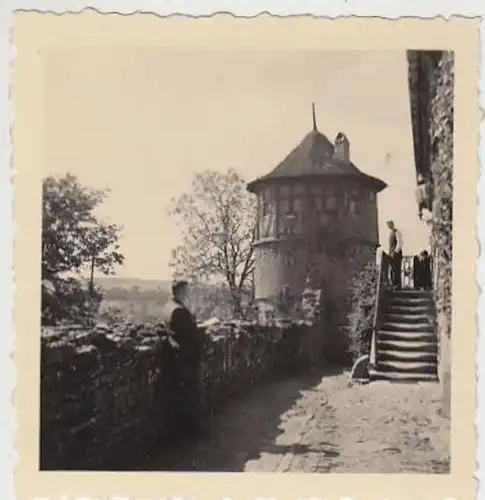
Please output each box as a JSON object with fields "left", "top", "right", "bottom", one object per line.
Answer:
{"left": 413, "top": 250, "right": 432, "bottom": 290}
{"left": 386, "top": 220, "right": 403, "bottom": 290}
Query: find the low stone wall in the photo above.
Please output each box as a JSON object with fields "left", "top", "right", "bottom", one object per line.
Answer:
{"left": 40, "top": 320, "right": 323, "bottom": 470}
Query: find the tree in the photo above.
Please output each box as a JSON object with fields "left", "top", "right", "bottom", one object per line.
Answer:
{"left": 41, "top": 276, "right": 103, "bottom": 327}
{"left": 168, "top": 168, "right": 257, "bottom": 317}
{"left": 41, "top": 174, "right": 124, "bottom": 325}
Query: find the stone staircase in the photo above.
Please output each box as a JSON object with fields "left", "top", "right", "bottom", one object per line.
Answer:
{"left": 369, "top": 289, "right": 438, "bottom": 382}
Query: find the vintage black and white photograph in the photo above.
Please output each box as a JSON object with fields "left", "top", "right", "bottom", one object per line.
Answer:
{"left": 8, "top": 10, "right": 482, "bottom": 500}
{"left": 33, "top": 45, "right": 459, "bottom": 475}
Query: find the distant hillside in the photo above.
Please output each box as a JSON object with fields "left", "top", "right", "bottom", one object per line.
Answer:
{"left": 95, "top": 276, "right": 172, "bottom": 292}
{"left": 96, "top": 276, "right": 241, "bottom": 322}
{"left": 96, "top": 276, "right": 225, "bottom": 304}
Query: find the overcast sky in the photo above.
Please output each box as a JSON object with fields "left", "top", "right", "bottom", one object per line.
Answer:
{"left": 44, "top": 49, "right": 430, "bottom": 280}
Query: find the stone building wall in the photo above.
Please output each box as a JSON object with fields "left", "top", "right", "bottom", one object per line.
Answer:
{"left": 429, "top": 52, "right": 454, "bottom": 417}
{"left": 40, "top": 320, "right": 324, "bottom": 470}
{"left": 407, "top": 50, "right": 454, "bottom": 417}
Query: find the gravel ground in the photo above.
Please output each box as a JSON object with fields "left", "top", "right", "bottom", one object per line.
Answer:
{"left": 145, "top": 368, "right": 450, "bottom": 473}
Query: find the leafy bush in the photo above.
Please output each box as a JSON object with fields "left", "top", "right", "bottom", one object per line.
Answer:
{"left": 97, "top": 303, "right": 129, "bottom": 325}
{"left": 346, "top": 259, "right": 378, "bottom": 362}
{"left": 41, "top": 277, "right": 103, "bottom": 326}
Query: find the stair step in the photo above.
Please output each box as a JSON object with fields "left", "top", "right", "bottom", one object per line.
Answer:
{"left": 381, "top": 312, "right": 433, "bottom": 324}
{"left": 378, "top": 330, "right": 436, "bottom": 342}
{"left": 386, "top": 301, "right": 433, "bottom": 310}
{"left": 371, "top": 286, "right": 437, "bottom": 384}
{"left": 387, "top": 289, "right": 432, "bottom": 297}
{"left": 387, "top": 296, "right": 433, "bottom": 305}
{"left": 377, "top": 359, "right": 437, "bottom": 373}
{"left": 377, "top": 339, "right": 438, "bottom": 351}
{"left": 368, "top": 369, "right": 438, "bottom": 382}
{"left": 380, "top": 321, "right": 434, "bottom": 332}
{"left": 378, "top": 349, "right": 438, "bottom": 361}
{"left": 386, "top": 304, "right": 433, "bottom": 314}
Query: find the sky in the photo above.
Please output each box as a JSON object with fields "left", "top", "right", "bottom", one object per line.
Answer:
{"left": 44, "top": 49, "right": 430, "bottom": 281}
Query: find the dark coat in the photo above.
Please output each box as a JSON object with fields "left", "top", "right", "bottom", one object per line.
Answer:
{"left": 161, "top": 298, "right": 203, "bottom": 363}
{"left": 160, "top": 298, "right": 208, "bottom": 434}
{"left": 413, "top": 255, "right": 432, "bottom": 289}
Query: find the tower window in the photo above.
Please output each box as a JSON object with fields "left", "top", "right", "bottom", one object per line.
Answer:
{"left": 293, "top": 197, "right": 304, "bottom": 233}
{"left": 313, "top": 195, "right": 322, "bottom": 211}
{"left": 324, "top": 192, "right": 337, "bottom": 211}
{"left": 279, "top": 198, "right": 291, "bottom": 215}
{"left": 345, "top": 188, "right": 361, "bottom": 215}
{"left": 278, "top": 198, "right": 291, "bottom": 235}
{"left": 261, "top": 188, "right": 273, "bottom": 216}
{"left": 280, "top": 185, "right": 292, "bottom": 197}
{"left": 316, "top": 210, "right": 329, "bottom": 227}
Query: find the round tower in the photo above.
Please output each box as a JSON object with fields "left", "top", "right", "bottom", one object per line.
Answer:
{"left": 247, "top": 104, "right": 387, "bottom": 320}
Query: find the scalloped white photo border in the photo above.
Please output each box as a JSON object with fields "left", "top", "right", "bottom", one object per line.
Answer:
{"left": 1, "top": 2, "right": 484, "bottom": 500}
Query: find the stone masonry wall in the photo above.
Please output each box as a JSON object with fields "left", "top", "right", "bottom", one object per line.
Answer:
{"left": 429, "top": 52, "right": 454, "bottom": 418}
{"left": 408, "top": 50, "right": 454, "bottom": 417}
{"left": 40, "top": 320, "right": 323, "bottom": 470}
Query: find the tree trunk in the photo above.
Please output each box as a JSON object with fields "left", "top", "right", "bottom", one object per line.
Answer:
{"left": 230, "top": 287, "right": 243, "bottom": 318}
{"left": 89, "top": 253, "right": 95, "bottom": 295}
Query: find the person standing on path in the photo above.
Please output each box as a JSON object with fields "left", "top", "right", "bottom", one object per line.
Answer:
{"left": 386, "top": 220, "right": 403, "bottom": 290}
{"left": 161, "top": 279, "right": 208, "bottom": 439}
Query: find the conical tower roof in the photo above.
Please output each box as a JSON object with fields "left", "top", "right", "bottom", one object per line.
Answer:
{"left": 247, "top": 104, "right": 387, "bottom": 193}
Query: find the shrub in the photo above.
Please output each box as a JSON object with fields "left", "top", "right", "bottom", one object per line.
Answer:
{"left": 41, "top": 277, "right": 103, "bottom": 326}
{"left": 346, "top": 259, "right": 378, "bottom": 362}
{"left": 97, "top": 303, "right": 128, "bottom": 325}
{"left": 321, "top": 298, "right": 352, "bottom": 366}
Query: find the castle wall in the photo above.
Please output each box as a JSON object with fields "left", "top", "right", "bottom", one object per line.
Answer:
{"left": 40, "top": 321, "right": 324, "bottom": 470}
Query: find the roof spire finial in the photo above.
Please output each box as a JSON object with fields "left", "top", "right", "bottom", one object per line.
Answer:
{"left": 312, "top": 102, "right": 317, "bottom": 131}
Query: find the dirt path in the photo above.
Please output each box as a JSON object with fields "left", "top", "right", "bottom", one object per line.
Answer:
{"left": 144, "top": 368, "right": 450, "bottom": 473}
